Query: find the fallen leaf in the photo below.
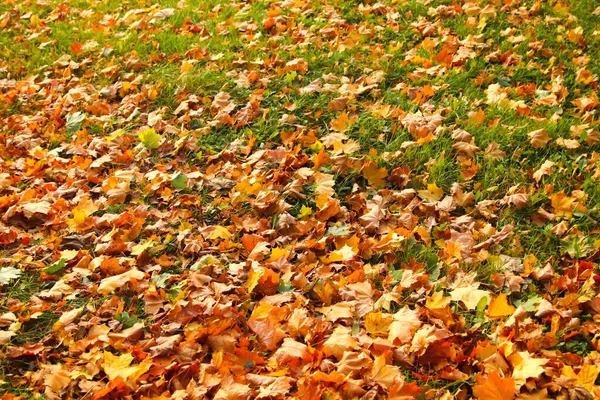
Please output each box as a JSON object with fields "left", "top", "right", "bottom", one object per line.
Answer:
{"left": 472, "top": 371, "right": 516, "bottom": 400}
{"left": 101, "top": 351, "right": 151, "bottom": 381}
{"left": 508, "top": 351, "right": 548, "bottom": 387}
{"left": 98, "top": 269, "right": 145, "bottom": 295}
{"left": 488, "top": 293, "right": 516, "bottom": 318}
{"left": 527, "top": 129, "right": 551, "bottom": 148}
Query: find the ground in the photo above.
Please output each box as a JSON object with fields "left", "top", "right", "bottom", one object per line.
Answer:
{"left": 1, "top": 0, "right": 600, "bottom": 398}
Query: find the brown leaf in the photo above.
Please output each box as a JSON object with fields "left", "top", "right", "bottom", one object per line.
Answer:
{"left": 528, "top": 129, "right": 551, "bottom": 148}
{"left": 328, "top": 96, "right": 348, "bottom": 111}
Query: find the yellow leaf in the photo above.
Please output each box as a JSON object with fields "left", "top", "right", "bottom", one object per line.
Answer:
{"left": 131, "top": 240, "right": 154, "bottom": 256}
{"left": 98, "top": 269, "right": 145, "bottom": 295}
{"left": 365, "top": 312, "right": 393, "bottom": 336}
{"left": 180, "top": 60, "right": 193, "bottom": 74}
{"left": 43, "top": 364, "right": 72, "bottom": 393}
{"left": 208, "top": 226, "right": 231, "bottom": 240}
{"left": 426, "top": 290, "right": 450, "bottom": 310}
{"left": 562, "top": 364, "right": 599, "bottom": 392}
{"left": 418, "top": 183, "right": 444, "bottom": 202}
{"left": 246, "top": 266, "right": 263, "bottom": 293}
{"left": 297, "top": 205, "right": 312, "bottom": 218}
{"left": 315, "top": 193, "right": 330, "bottom": 210}
{"left": 425, "top": 291, "right": 455, "bottom": 325}
{"left": 508, "top": 351, "right": 548, "bottom": 387}
{"left": 72, "top": 209, "right": 87, "bottom": 226}
{"left": 268, "top": 247, "right": 290, "bottom": 262}
{"left": 361, "top": 160, "right": 388, "bottom": 187}
{"left": 321, "top": 244, "right": 356, "bottom": 264}
{"left": 53, "top": 307, "right": 83, "bottom": 332}
{"left": 102, "top": 351, "right": 151, "bottom": 381}
{"left": 468, "top": 109, "right": 486, "bottom": 126}
{"left": 322, "top": 326, "right": 359, "bottom": 360}
{"left": 449, "top": 286, "right": 489, "bottom": 310}
{"left": 60, "top": 249, "right": 80, "bottom": 262}
{"left": 488, "top": 293, "right": 516, "bottom": 318}
{"left": 138, "top": 127, "right": 162, "bottom": 149}
{"left": 551, "top": 191, "right": 576, "bottom": 219}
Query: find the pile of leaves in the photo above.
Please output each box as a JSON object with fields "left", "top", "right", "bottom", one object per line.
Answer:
{"left": 1, "top": 0, "right": 600, "bottom": 398}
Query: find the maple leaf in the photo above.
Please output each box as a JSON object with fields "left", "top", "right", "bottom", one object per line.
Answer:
{"left": 418, "top": 183, "right": 444, "bottom": 202}
{"left": 365, "top": 311, "right": 393, "bottom": 336}
{"left": 361, "top": 160, "right": 388, "bottom": 187}
{"left": 274, "top": 338, "right": 311, "bottom": 365}
{"left": 98, "top": 269, "right": 145, "bottom": 295}
{"left": 527, "top": 129, "right": 551, "bottom": 148}
{"left": 555, "top": 137, "right": 580, "bottom": 149}
{"left": 488, "top": 293, "right": 516, "bottom": 318}
{"left": 551, "top": 191, "right": 577, "bottom": 219}
{"left": 21, "top": 201, "right": 51, "bottom": 218}
{"left": 425, "top": 291, "right": 455, "bottom": 326}
{"left": 472, "top": 371, "right": 516, "bottom": 400}
{"left": 452, "top": 141, "right": 480, "bottom": 157}
{"left": 328, "top": 96, "right": 348, "bottom": 111}
{"left": 388, "top": 306, "right": 422, "bottom": 345}
{"left": 322, "top": 244, "right": 357, "bottom": 263}
{"left": 319, "top": 301, "right": 354, "bottom": 322}
{"left": 0, "top": 266, "right": 21, "bottom": 285}
{"left": 138, "top": 127, "right": 162, "bottom": 149}
{"left": 468, "top": 109, "right": 486, "bottom": 126}
{"left": 368, "top": 354, "right": 403, "bottom": 388}
{"left": 214, "top": 376, "right": 253, "bottom": 400}
{"left": 360, "top": 203, "right": 383, "bottom": 233}
{"left": 572, "top": 95, "right": 598, "bottom": 111}
{"left": 330, "top": 112, "right": 357, "bottom": 132}
{"left": 562, "top": 364, "right": 599, "bottom": 392}
{"left": 248, "top": 303, "right": 287, "bottom": 351}
{"left": 449, "top": 286, "right": 490, "bottom": 310}
{"left": 101, "top": 351, "right": 151, "bottom": 382}
{"left": 42, "top": 364, "right": 72, "bottom": 394}
{"left": 53, "top": 307, "right": 83, "bottom": 332}
{"left": 322, "top": 326, "right": 360, "bottom": 360}
{"left": 508, "top": 351, "right": 548, "bottom": 387}
{"left": 255, "top": 376, "right": 293, "bottom": 399}
{"left": 486, "top": 84, "right": 509, "bottom": 106}
{"left": 533, "top": 160, "right": 554, "bottom": 182}
{"left": 337, "top": 351, "right": 373, "bottom": 375}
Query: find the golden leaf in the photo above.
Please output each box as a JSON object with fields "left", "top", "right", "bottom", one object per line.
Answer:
{"left": 364, "top": 312, "right": 393, "bottom": 336}
{"left": 562, "top": 364, "right": 599, "bottom": 392}
{"left": 488, "top": 293, "right": 516, "bottom": 318}
{"left": 508, "top": 351, "right": 548, "bottom": 387}
{"left": 418, "top": 183, "right": 444, "bottom": 202}
{"left": 101, "top": 351, "right": 151, "bottom": 382}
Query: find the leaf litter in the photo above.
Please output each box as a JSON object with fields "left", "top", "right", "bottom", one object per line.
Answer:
{"left": 0, "top": 0, "right": 600, "bottom": 399}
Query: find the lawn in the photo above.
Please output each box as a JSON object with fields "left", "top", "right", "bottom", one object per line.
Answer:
{"left": 1, "top": 0, "right": 600, "bottom": 398}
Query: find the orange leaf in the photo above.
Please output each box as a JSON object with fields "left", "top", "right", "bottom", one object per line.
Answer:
{"left": 468, "top": 109, "right": 486, "bottom": 126}
{"left": 330, "top": 112, "right": 357, "bottom": 132}
{"left": 472, "top": 372, "right": 516, "bottom": 400}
